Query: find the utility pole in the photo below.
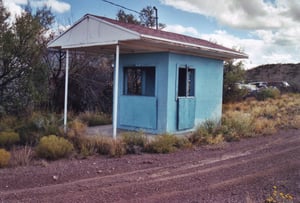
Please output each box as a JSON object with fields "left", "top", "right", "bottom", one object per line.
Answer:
{"left": 153, "top": 6, "right": 158, "bottom": 30}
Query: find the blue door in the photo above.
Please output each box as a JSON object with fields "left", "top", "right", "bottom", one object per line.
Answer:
{"left": 177, "top": 66, "right": 196, "bottom": 130}
{"left": 177, "top": 97, "right": 195, "bottom": 130}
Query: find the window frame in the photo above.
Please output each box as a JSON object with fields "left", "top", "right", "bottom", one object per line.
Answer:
{"left": 177, "top": 65, "right": 195, "bottom": 98}
{"left": 123, "top": 66, "right": 156, "bottom": 97}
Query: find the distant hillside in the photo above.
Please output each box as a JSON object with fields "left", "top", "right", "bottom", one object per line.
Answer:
{"left": 246, "top": 63, "right": 300, "bottom": 92}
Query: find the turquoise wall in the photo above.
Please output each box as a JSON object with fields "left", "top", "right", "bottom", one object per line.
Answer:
{"left": 118, "top": 52, "right": 169, "bottom": 133}
{"left": 166, "top": 53, "right": 224, "bottom": 133}
{"left": 118, "top": 52, "right": 224, "bottom": 134}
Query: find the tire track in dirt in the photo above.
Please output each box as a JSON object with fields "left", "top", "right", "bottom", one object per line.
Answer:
{"left": 14, "top": 145, "right": 300, "bottom": 203}
{"left": 129, "top": 163, "right": 300, "bottom": 203}
{"left": 2, "top": 134, "right": 300, "bottom": 203}
{"left": 2, "top": 143, "right": 297, "bottom": 196}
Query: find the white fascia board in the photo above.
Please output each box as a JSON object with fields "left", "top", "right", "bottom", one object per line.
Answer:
{"left": 141, "top": 34, "right": 248, "bottom": 59}
{"left": 61, "top": 41, "right": 118, "bottom": 49}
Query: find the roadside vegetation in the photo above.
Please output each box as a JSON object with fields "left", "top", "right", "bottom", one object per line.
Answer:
{"left": 265, "top": 185, "right": 294, "bottom": 203}
{"left": 0, "top": 93, "right": 299, "bottom": 168}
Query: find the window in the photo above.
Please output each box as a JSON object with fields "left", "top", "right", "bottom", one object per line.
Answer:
{"left": 178, "top": 66, "right": 195, "bottom": 97}
{"left": 124, "top": 66, "right": 155, "bottom": 96}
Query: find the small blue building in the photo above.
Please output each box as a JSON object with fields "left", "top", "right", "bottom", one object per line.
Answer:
{"left": 48, "top": 14, "right": 247, "bottom": 136}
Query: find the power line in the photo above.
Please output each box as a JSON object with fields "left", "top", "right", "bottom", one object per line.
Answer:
{"left": 102, "top": 0, "right": 141, "bottom": 15}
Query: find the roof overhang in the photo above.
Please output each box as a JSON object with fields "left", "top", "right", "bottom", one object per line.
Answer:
{"left": 48, "top": 14, "right": 248, "bottom": 60}
{"left": 53, "top": 39, "right": 247, "bottom": 61}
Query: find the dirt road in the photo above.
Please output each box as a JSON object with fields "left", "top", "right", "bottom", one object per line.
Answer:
{"left": 0, "top": 129, "right": 299, "bottom": 202}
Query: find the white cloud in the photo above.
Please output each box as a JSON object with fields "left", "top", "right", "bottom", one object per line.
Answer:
{"left": 2, "top": 0, "right": 27, "bottom": 18}
{"left": 160, "top": 0, "right": 300, "bottom": 67}
{"left": 203, "top": 30, "right": 300, "bottom": 68}
{"left": 163, "top": 24, "right": 200, "bottom": 37}
{"left": 2, "top": 0, "right": 71, "bottom": 16}
{"left": 31, "top": 0, "right": 71, "bottom": 13}
{"left": 160, "top": 0, "right": 300, "bottom": 30}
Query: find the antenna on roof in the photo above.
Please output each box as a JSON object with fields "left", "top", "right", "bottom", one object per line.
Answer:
{"left": 153, "top": 6, "right": 158, "bottom": 30}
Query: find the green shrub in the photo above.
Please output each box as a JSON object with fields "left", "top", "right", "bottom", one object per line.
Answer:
{"left": 66, "top": 119, "right": 87, "bottom": 152}
{"left": 17, "top": 122, "right": 41, "bottom": 146}
{"left": 174, "top": 136, "right": 193, "bottom": 149}
{"left": 79, "top": 111, "right": 111, "bottom": 126}
{"left": 35, "top": 113, "right": 62, "bottom": 135}
{"left": 224, "top": 87, "right": 249, "bottom": 103}
{"left": 189, "top": 120, "right": 224, "bottom": 145}
{"left": 17, "top": 112, "right": 62, "bottom": 146}
{"left": 0, "top": 148, "right": 11, "bottom": 168}
{"left": 0, "top": 116, "right": 18, "bottom": 131}
{"left": 146, "top": 134, "right": 182, "bottom": 154}
{"left": 222, "top": 111, "right": 254, "bottom": 139}
{"left": 36, "top": 135, "right": 74, "bottom": 160}
{"left": 121, "top": 132, "right": 147, "bottom": 154}
{"left": 0, "top": 131, "right": 20, "bottom": 148}
{"left": 67, "top": 119, "right": 87, "bottom": 138}
{"left": 256, "top": 88, "right": 280, "bottom": 101}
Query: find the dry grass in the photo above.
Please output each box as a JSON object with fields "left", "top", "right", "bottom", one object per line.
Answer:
{"left": 253, "top": 118, "right": 277, "bottom": 135}
{"left": 78, "top": 111, "right": 111, "bottom": 126}
{"left": 290, "top": 115, "right": 300, "bottom": 129}
{"left": 67, "top": 119, "right": 87, "bottom": 138}
{"left": 146, "top": 134, "right": 192, "bottom": 153}
{"left": 74, "top": 135, "right": 126, "bottom": 158}
{"left": 205, "top": 134, "right": 225, "bottom": 145}
{"left": 222, "top": 111, "right": 254, "bottom": 138}
{"left": 190, "top": 120, "right": 225, "bottom": 145}
{"left": 187, "top": 94, "right": 299, "bottom": 145}
{"left": 108, "top": 139, "right": 126, "bottom": 157}
{"left": 223, "top": 93, "right": 300, "bottom": 134}
{"left": 121, "top": 132, "right": 147, "bottom": 154}
{"left": 9, "top": 146, "right": 33, "bottom": 167}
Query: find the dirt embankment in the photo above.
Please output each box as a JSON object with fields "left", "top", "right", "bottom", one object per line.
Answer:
{"left": 0, "top": 129, "right": 299, "bottom": 203}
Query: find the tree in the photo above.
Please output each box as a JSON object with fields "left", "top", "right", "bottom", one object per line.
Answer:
{"left": 0, "top": 4, "right": 54, "bottom": 115}
{"left": 223, "top": 60, "right": 246, "bottom": 103}
{"left": 116, "top": 10, "right": 139, "bottom": 25}
{"left": 139, "top": 6, "right": 155, "bottom": 27}
{"left": 116, "top": 6, "right": 165, "bottom": 29}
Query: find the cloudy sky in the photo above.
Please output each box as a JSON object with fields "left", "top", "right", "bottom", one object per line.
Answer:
{"left": 3, "top": 0, "right": 300, "bottom": 69}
